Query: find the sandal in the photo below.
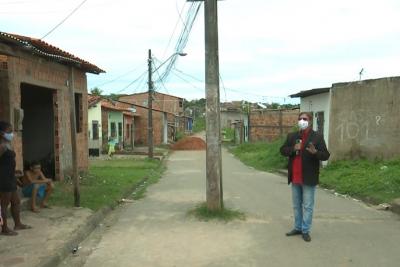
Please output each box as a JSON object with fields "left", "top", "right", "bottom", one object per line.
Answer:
{"left": 14, "top": 224, "right": 32, "bottom": 231}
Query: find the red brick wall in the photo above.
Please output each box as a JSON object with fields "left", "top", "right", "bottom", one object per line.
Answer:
{"left": 3, "top": 50, "right": 89, "bottom": 179}
{"left": 119, "top": 92, "right": 183, "bottom": 115}
{"left": 249, "top": 109, "right": 299, "bottom": 142}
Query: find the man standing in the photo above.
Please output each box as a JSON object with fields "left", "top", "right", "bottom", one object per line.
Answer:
{"left": 280, "top": 112, "right": 330, "bottom": 242}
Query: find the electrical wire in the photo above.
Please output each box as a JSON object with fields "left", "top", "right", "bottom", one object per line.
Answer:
{"left": 162, "top": 0, "right": 187, "bottom": 57}
{"left": 93, "top": 63, "right": 146, "bottom": 88}
{"left": 157, "top": 1, "right": 202, "bottom": 83}
{"left": 115, "top": 70, "right": 148, "bottom": 93}
{"left": 41, "top": 0, "right": 89, "bottom": 39}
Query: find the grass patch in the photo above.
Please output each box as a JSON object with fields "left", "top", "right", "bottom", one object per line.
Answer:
{"left": 320, "top": 158, "right": 400, "bottom": 204}
{"left": 49, "top": 158, "right": 164, "bottom": 210}
{"left": 222, "top": 127, "right": 234, "bottom": 142}
{"left": 193, "top": 117, "right": 206, "bottom": 133}
{"left": 188, "top": 203, "right": 245, "bottom": 222}
{"left": 230, "top": 137, "right": 287, "bottom": 172}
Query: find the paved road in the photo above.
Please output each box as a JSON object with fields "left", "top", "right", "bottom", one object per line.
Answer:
{"left": 61, "top": 149, "right": 400, "bottom": 267}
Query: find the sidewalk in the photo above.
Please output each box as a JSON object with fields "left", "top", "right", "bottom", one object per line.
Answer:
{"left": 0, "top": 206, "right": 95, "bottom": 267}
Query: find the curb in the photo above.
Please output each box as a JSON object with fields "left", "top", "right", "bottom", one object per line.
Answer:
{"left": 390, "top": 198, "right": 400, "bottom": 215}
{"left": 36, "top": 156, "right": 167, "bottom": 267}
{"left": 275, "top": 169, "right": 288, "bottom": 177}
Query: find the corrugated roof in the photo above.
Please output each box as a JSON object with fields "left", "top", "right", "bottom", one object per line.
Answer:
{"left": 0, "top": 31, "right": 105, "bottom": 74}
{"left": 290, "top": 87, "right": 330, "bottom": 98}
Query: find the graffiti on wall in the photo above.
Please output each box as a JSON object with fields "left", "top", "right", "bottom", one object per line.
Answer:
{"left": 334, "top": 110, "right": 385, "bottom": 143}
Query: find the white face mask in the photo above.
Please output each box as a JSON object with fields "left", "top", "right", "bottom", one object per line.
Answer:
{"left": 298, "top": 119, "right": 309, "bottom": 130}
{"left": 3, "top": 132, "right": 14, "bottom": 142}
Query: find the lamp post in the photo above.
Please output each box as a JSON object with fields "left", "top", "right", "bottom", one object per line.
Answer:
{"left": 147, "top": 49, "right": 187, "bottom": 158}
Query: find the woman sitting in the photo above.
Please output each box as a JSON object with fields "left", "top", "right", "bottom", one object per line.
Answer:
{"left": 21, "top": 161, "right": 54, "bottom": 212}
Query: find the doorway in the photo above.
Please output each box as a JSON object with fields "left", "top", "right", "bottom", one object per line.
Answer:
{"left": 21, "top": 83, "right": 55, "bottom": 178}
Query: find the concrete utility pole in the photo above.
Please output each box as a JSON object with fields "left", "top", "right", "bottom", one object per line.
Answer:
{"left": 148, "top": 49, "right": 154, "bottom": 159}
{"left": 187, "top": 0, "right": 223, "bottom": 210}
{"left": 204, "top": 0, "right": 223, "bottom": 210}
{"left": 68, "top": 66, "right": 80, "bottom": 207}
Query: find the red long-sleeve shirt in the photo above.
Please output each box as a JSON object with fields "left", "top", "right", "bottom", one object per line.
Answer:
{"left": 291, "top": 129, "right": 310, "bottom": 185}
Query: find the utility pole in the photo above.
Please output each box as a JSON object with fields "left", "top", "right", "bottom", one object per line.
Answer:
{"left": 204, "top": 0, "right": 223, "bottom": 211}
{"left": 68, "top": 66, "right": 80, "bottom": 207}
{"left": 148, "top": 49, "right": 154, "bottom": 159}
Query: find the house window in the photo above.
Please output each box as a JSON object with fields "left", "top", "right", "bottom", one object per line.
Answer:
{"left": 110, "top": 122, "right": 116, "bottom": 137}
{"left": 92, "top": 120, "right": 99, "bottom": 140}
{"left": 179, "top": 100, "right": 183, "bottom": 108}
{"left": 118, "top": 122, "right": 123, "bottom": 138}
{"left": 74, "top": 93, "right": 83, "bottom": 133}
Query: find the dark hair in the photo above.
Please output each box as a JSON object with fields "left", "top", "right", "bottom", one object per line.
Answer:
{"left": 298, "top": 112, "right": 313, "bottom": 122}
{"left": 30, "top": 161, "right": 41, "bottom": 167}
{"left": 0, "top": 121, "right": 12, "bottom": 132}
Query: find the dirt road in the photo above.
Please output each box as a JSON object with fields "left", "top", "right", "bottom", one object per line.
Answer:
{"left": 60, "top": 149, "right": 400, "bottom": 267}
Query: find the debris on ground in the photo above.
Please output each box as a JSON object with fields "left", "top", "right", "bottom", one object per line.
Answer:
{"left": 171, "top": 137, "right": 206, "bottom": 150}
{"left": 376, "top": 203, "right": 392, "bottom": 210}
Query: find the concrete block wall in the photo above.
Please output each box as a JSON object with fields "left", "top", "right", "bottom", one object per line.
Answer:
{"left": 329, "top": 77, "right": 400, "bottom": 160}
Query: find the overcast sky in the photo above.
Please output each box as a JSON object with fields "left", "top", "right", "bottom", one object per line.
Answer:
{"left": 1, "top": 0, "right": 400, "bottom": 103}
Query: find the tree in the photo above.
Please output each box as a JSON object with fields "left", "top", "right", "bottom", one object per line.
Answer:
{"left": 90, "top": 87, "right": 103, "bottom": 96}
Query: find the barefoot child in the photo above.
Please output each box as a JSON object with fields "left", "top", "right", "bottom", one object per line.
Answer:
{"left": 21, "top": 161, "right": 54, "bottom": 212}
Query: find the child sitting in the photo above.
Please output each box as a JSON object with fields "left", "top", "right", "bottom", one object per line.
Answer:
{"left": 21, "top": 161, "right": 54, "bottom": 212}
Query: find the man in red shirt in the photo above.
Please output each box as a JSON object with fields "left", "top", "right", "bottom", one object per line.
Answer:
{"left": 280, "top": 112, "right": 330, "bottom": 242}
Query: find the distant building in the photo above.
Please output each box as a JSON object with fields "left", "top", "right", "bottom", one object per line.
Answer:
{"left": 88, "top": 96, "right": 137, "bottom": 156}
{"left": 119, "top": 92, "right": 191, "bottom": 144}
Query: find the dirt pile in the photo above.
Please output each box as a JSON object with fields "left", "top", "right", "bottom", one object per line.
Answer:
{"left": 171, "top": 137, "right": 206, "bottom": 150}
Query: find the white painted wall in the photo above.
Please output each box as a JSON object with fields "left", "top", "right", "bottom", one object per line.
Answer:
{"left": 88, "top": 104, "right": 102, "bottom": 142}
{"left": 300, "top": 92, "right": 331, "bottom": 148}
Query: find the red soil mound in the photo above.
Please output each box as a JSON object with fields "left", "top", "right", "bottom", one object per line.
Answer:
{"left": 171, "top": 137, "right": 206, "bottom": 150}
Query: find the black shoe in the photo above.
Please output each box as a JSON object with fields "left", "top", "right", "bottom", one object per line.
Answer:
{"left": 286, "top": 229, "right": 302, "bottom": 236}
{"left": 302, "top": 233, "right": 311, "bottom": 242}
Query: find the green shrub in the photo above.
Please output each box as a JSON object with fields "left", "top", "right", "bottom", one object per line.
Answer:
{"left": 231, "top": 137, "right": 287, "bottom": 172}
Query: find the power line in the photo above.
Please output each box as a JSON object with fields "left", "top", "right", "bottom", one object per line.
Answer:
{"left": 93, "top": 63, "right": 146, "bottom": 88}
{"left": 115, "top": 70, "right": 148, "bottom": 93}
{"left": 162, "top": 0, "right": 187, "bottom": 57}
{"left": 41, "top": 0, "right": 88, "bottom": 39}
{"left": 157, "top": 1, "right": 202, "bottom": 83}
{"left": 170, "top": 69, "right": 204, "bottom": 92}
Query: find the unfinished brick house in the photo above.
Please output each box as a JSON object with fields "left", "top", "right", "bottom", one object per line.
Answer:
{"left": 0, "top": 32, "right": 104, "bottom": 180}
{"left": 119, "top": 91, "right": 184, "bottom": 115}
{"left": 118, "top": 92, "right": 192, "bottom": 145}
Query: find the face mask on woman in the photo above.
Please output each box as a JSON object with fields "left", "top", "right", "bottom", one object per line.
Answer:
{"left": 298, "top": 119, "right": 309, "bottom": 130}
{"left": 2, "top": 132, "right": 14, "bottom": 142}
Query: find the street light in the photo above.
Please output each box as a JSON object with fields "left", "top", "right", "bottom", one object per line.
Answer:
{"left": 147, "top": 49, "right": 187, "bottom": 159}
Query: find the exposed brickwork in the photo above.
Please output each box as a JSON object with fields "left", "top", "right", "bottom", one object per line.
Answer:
{"left": 1, "top": 48, "right": 89, "bottom": 180}
{"left": 249, "top": 109, "right": 299, "bottom": 142}
{"left": 119, "top": 92, "right": 184, "bottom": 115}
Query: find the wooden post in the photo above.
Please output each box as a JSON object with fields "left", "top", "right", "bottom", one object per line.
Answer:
{"left": 68, "top": 66, "right": 80, "bottom": 207}
{"left": 205, "top": 0, "right": 223, "bottom": 211}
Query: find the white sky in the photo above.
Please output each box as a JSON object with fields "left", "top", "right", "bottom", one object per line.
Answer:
{"left": 1, "top": 0, "right": 400, "bottom": 103}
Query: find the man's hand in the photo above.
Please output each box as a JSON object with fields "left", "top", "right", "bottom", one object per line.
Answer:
{"left": 306, "top": 143, "right": 317, "bottom": 154}
{"left": 294, "top": 143, "right": 302, "bottom": 152}
{"left": 0, "top": 215, "right": 3, "bottom": 226}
